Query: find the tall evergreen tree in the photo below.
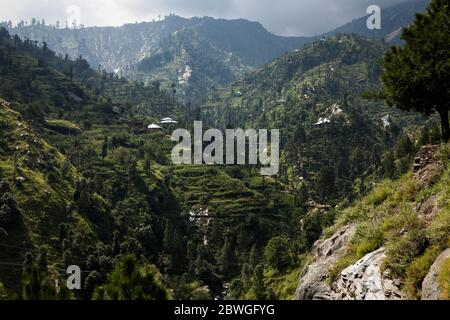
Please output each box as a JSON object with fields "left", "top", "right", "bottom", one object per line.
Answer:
{"left": 381, "top": 0, "right": 450, "bottom": 142}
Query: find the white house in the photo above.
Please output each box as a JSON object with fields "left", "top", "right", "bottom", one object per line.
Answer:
{"left": 148, "top": 124, "right": 162, "bottom": 131}
{"left": 160, "top": 117, "right": 178, "bottom": 125}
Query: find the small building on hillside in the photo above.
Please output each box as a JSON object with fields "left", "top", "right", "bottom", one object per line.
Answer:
{"left": 160, "top": 117, "right": 178, "bottom": 125}
{"left": 148, "top": 123, "right": 162, "bottom": 131}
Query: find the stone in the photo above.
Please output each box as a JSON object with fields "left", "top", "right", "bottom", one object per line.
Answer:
{"left": 412, "top": 145, "right": 444, "bottom": 187}
{"left": 415, "top": 195, "right": 441, "bottom": 224}
{"left": 295, "top": 225, "right": 356, "bottom": 300}
{"left": 333, "top": 248, "right": 404, "bottom": 300}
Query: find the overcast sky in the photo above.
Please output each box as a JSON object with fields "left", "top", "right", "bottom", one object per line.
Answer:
{"left": 0, "top": 0, "right": 408, "bottom": 36}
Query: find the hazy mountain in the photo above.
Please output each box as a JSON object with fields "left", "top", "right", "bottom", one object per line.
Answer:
{"left": 6, "top": 15, "right": 310, "bottom": 101}
{"left": 7, "top": 15, "right": 308, "bottom": 72}
{"left": 4, "top": 0, "right": 429, "bottom": 101}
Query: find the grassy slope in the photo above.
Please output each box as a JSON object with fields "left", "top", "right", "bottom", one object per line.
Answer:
{"left": 304, "top": 144, "right": 450, "bottom": 299}
{"left": 0, "top": 99, "right": 98, "bottom": 293}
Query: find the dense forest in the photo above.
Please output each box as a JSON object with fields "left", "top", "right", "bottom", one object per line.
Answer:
{"left": 0, "top": 27, "right": 320, "bottom": 300}
{"left": 0, "top": 0, "right": 449, "bottom": 301}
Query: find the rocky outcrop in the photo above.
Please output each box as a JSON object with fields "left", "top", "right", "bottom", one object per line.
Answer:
{"left": 422, "top": 249, "right": 450, "bottom": 300}
{"left": 333, "top": 248, "right": 404, "bottom": 300}
{"left": 295, "top": 225, "right": 356, "bottom": 300}
{"left": 296, "top": 145, "right": 447, "bottom": 300}
{"left": 415, "top": 195, "right": 441, "bottom": 224}
{"left": 297, "top": 245, "right": 404, "bottom": 300}
{"left": 413, "top": 145, "right": 444, "bottom": 187}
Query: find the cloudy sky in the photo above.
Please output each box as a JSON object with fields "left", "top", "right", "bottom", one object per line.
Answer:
{"left": 0, "top": 0, "right": 408, "bottom": 36}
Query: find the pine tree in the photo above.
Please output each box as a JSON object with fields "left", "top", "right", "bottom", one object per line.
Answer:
{"left": 381, "top": 0, "right": 450, "bottom": 142}
{"left": 219, "top": 236, "right": 236, "bottom": 276}
{"left": 101, "top": 138, "right": 108, "bottom": 159}
{"left": 382, "top": 151, "right": 396, "bottom": 179}
{"left": 251, "top": 265, "right": 267, "bottom": 300}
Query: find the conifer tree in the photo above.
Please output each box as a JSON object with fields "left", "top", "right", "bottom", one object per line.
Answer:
{"left": 382, "top": 0, "right": 450, "bottom": 142}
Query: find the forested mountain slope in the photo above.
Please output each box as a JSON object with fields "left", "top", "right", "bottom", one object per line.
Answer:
{"left": 3, "top": 0, "right": 430, "bottom": 102}
{"left": 5, "top": 16, "right": 309, "bottom": 101}
{"left": 0, "top": 28, "right": 309, "bottom": 300}
{"left": 204, "top": 34, "right": 433, "bottom": 205}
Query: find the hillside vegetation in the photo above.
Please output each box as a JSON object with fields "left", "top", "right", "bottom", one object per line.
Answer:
{"left": 0, "top": 28, "right": 311, "bottom": 300}
{"left": 295, "top": 144, "right": 450, "bottom": 300}
{"left": 205, "top": 34, "right": 435, "bottom": 205}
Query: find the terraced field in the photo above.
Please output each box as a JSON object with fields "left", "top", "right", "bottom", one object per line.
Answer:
{"left": 171, "top": 165, "right": 293, "bottom": 218}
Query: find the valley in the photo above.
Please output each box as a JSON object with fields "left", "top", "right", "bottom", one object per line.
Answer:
{"left": 0, "top": 0, "right": 448, "bottom": 301}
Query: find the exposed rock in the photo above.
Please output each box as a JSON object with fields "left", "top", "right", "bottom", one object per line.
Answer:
{"left": 415, "top": 195, "right": 441, "bottom": 224}
{"left": 422, "top": 249, "right": 450, "bottom": 300}
{"left": 295, "top": 225, "right": 356, "bottom": 300}
{"left": 413, "top": 145, "right": 444, "bottom": 187}
{"left": 333, "top": 248, "right": 404, "bottom": 300}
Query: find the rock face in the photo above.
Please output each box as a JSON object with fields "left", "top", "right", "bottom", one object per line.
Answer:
{"left": 422, "top": 249, "right": 450, "bottom": 300}
{"left": 295, "top": 230, "right": 404, "bottom": 300}
{"left": 415, "top": 195, "right": 441, "bottom": 224}
{"left": 295, "top": 225, "right": 356, "bottom": 300}
{"left": 296, "top": 145, "right": 447, "bottom": 300}
{"left": 413, "top": 145, "right": 444, "bottom": 187}
{"left": 333, "top": 248, "right": 404, "bottom": 300}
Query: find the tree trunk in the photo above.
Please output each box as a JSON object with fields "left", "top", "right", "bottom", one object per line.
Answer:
{"left": 438, "top": 108, "right": 450, "bottom": 143}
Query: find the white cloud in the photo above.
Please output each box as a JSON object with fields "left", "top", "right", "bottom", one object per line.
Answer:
{"left": 0, "top": 0, "right": 408, "bottom": 35}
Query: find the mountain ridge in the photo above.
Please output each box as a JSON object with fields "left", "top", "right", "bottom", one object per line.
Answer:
{"left": 3, "top": 0, "right": 429, "bottom": 101}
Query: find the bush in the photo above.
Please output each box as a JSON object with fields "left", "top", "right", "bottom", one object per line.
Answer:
{"left": 437, "top": 143, "right": 450, "bottom": 163}
{"left": 364, "top": 181, "right": 394, "bottom": 206}
{"left": 353, "top": 222, "right": 384, "bottom": 258}
{"left": 264, "top": 237, "right": 293, "bottom": 271}
{"left": 385, "top": 228, "right": 428, "bottom": 278}
{"left": 0, "top": 281, "right": 7, "bottom": 300}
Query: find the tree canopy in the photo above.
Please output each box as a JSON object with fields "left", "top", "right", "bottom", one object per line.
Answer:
{"left": 381, "top": 0, "right": 450, "bottom": 142}
{"left": 93, "top": 255, "right": 169, "bottom": 300}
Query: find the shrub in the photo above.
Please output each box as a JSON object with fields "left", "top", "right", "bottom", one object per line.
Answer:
{"left": 437, "top": 143, "right": 450, "bottom": 163}
{"left": 384, "top": 228, "right": 428, "bottom": 278}
{"left": 364, "top": 181, "right": 394, "bottom": 206}
{"left": 264, "top": 236, "right": 293, "bottom": 271}
{"left": 0, "top": 281, "right": 7, "bottom": 300}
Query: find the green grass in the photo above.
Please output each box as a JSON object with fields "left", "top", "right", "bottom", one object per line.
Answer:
{"left": 264, "top": 267, "right": 302, "bottom": 300}
{"left": 0, "top": 102, "right": 98, "bottom": 292}
{"left": 437, "top": 259, "right": 450, "bottom": 300}
{"left": 45, "top": 119, "right": 82, "bottom": 134}
{"left": 323, "top": 151, "right": 450, "bottom": 294}
{"left": 404, "top": 245, "right": 441, "bottom": 299}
